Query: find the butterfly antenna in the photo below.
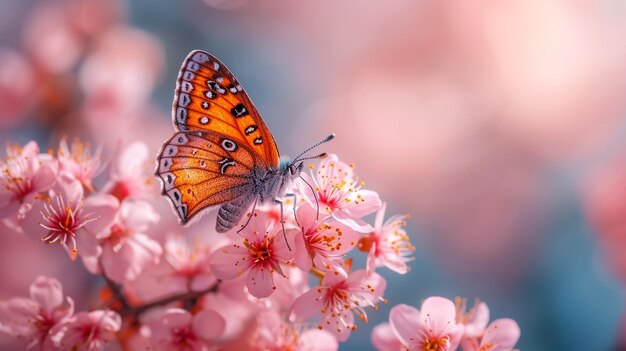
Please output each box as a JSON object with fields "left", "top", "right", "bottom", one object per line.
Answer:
{"left": 296, "top": 153, "right": 327, "bottom": 162}
{"left": 291, "top": 134, "right": 335, "bottom": 165}
{"left": 299, "top": 175, "right": 320, "bottom": 220}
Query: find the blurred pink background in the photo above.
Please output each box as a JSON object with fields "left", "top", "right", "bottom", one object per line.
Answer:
{"left": 1, "top": 1, "right": 626, "bottom": 350}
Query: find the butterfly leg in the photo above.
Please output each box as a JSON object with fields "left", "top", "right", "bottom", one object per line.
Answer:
{"left": 284, "top": 193, "right": 301, "bottom": 229}
{"left": 236, "top": 197, "right": 259, "bottom": 233}
{"left": 273, "top": 198, "right": 292, "bottom": 251}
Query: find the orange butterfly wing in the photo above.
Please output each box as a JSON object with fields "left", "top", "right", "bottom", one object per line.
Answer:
{"left": 156, "top": 131, "right": 260, "bottom": 223}
{"left": 172, "top": 50, "right": 280, "bottom": 168}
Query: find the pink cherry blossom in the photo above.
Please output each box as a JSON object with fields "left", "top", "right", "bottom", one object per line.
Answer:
{"left": 57, "top": 137, "right": 105, "bottom": 194}
{"left": 293, "top": 203, "right": 359, "bottom": 277}
{"left": 210, "top": 210, "right": 295, "bottom": 298}
{"left": 0, "top": 276, "right": 74, "bottom": 350}
{"left": 371, "top": 322, "right": 403, "bottom": 351}
{"left": 0, "top": 141, "right": 57, "bottom": 219}
{"left": 162, "top": 232, "right": 219, "bottom": 292}
{"left": 124, "top": 218, "right": 227, "bottom": 301}
{"left": 389, "top": 297, "right": 464, "bottom": 351}
{"left": 21, "top": 174, "right": 116, "bottom": 261}
{"left": 54, "top": 309, "right": 121, "bottom": 351}
{"left": 96, "top": 200, "right": 162, "bottom": 283}
{"left": 456, "top": 299, "right": 520, "bottom": 351}
{"left": 142, "top": 308, "right": 225, "bottom": 351}
{"left": 460, "top": 319, "right": 520, "bottom": 351}
{"left": 247, "top": 309, "right": 338, "bottom": 351}
{"left": 301, "top": 154, "right": 382, "bottom": 232}
{"left": 102, "top": 142, "right": 156, "bottom": 201}
{"left": 290, "top": 268, "right": 386, "bottom": 342}
{"left": 359, "top": 202, "right": 415, "bottom": 275}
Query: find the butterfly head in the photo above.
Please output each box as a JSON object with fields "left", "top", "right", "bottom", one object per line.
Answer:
{"left": 279, "top": 157, "right": 303, "bottom": 176}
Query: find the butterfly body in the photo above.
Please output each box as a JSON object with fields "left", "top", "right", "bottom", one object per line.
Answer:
{"left": 156, "top": 50, "right": 309, "bottom": 232}
{"left": 216, "top": 157, "right": 302, "bottom": 232}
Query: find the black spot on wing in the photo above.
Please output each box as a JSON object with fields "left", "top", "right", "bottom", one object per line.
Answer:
{"left": 231, "top": 103, "right": 248, "bottom": 118}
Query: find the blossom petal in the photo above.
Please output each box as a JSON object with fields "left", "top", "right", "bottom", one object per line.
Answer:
{"left": 464, "top": 302, "right": 490, "bottom": 337}
{"left": 209, "top": 245, "right": 249, "bottom": 280}
{"left": 480, "top": 318, "right": 520, "bottom": 351}
{"left": 31, "top": 159, "right": 58, "bottom": 193}
{"left": 332, "top": 210, "right": 373, "bottom": 233}
{"left": 389, "top": 304, "right": 421, "bottom": 346}
{"left": 344, "top": 189, "right": 382, "bottom": 217}
{"left": 272, "top": 228, "right": 296, "bottom": 261}
{"left": 192, "top": 309, "right": 225, "bottom": 340}
{"left": 119, "top": 200, "right": 159, "bottom": 232}
{"left": 0, "top": 297, "right": 38, "bottom": 336}
{"left": 290, "top": 288, "right": 325, "bottom": 322}
{"left": 294, "top": 231, "right": 313, "bottom": 272}
{"left": 420, "top": 296, "right": 457, "bottom": 335}
{"left": 371, "top": 322, "right": 402, "bottom": 351}
{"left": 300, "top": 328, "right": 339, "bottom": 351}
{"left": 82, "top": 194, "right": 118, "bottom": 235}
{"left": 29, "top": 276, "right": 63, "bottom": 313}
{"left": 246, "top": 266, "right": 275, "bottom": 298}
{"left": 115, "top": 142, "right": 148, "bottom": 178}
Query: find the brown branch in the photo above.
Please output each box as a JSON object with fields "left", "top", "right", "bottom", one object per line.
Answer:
{"left": 99, "top": 261, "right": 220, "bottom": 318}
{"left": 121, "top": 282, "right": 220, "bottom": 317}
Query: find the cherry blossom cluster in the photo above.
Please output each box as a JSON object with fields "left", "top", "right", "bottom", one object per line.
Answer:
{"left": 372, "top": 296, "right": 521, "bottom": 351}
{"left": 0, "top": 138, "right": 417, "bottom": 350}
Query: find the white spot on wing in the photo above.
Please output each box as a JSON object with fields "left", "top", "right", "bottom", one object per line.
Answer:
{"left": 168, "top": 189, "right": 183, "bottom": 206}
{"left": 213, "top": 62, "right": 220, "bottom": 71}
{"left": 177, "top": 204, "right": 188, "bottom": 220}
{"left": 200, "top": 117, "right": 209, "bottom": 124}
{"left": 183, "top": 71, "right": 195, "bottom": 81}
{"left": 186, "top": 61, "right": 200, "bottom": 72}
{"left": 159, "top": 158, "right": 172, "bottom": 172}
{"left": 171, "top": 134, "right": 188, "bottom": 145}
{"left": 165, "top": 145, "right": 178, "bottom": 156}
{"left": 181, "top": 81, "right": 193, "bottom": 93}
{"left": 192, "top": 52, "right": 209, "bottom": 63}
{"left": 178, "top": 93, "right": 191, "bottom": 107}
{"left": 160, "top": 172, "right": 176, "bottom": 190}
{"left": 176, "top": 107, "right": 187, "bottom": 123}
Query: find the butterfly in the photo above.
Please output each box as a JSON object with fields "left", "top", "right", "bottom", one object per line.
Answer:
{"left": 156, "top": 50, "right": 333, "bottom": 234}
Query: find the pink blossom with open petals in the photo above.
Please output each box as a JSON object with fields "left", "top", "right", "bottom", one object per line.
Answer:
{"left": 248, "top": 309, "right": 338, "bottom": 351}
{"left": 21, "top": 174, "right": 116, "bottom": 261}
{"left": 460, "top": 318, "right": 520, "bottom": 351}
{"left": 301, "top": 154, "right": 382, "bottom": 232}
{"left": 456, "top": 299, "right": 520, "bottom": 351}
{"left": 293, "top": 203, "right": 359, "bottom": 277}
{"left": 57, "top": 137, "right": 105, "bottom": 194}
{"left": 360, "top": 202, "right": 415, "bottom": 275}
{"left": 210, "top": 210, "right": 295, "bottom": 298}
{"left": 0, "top": 276, "right": 74, "bottom": 350}
{"left": 290, "top": 268, "right": 386, "bottom": 342}
{"left": 97, "top": 200, "right": 162, "bottom": 283}
{"left": 162, "top": 232, "right": 219, "bottom": 292}
{"left": 0, "top": 141, "right": 57, "bottom": 220}
{"left": 102, "top": 142, "right": 156, "bottom": 201}
{"left": 124, "top": 219, "right": 228, "bottom": 301}
{"left": 142, "top": 308, "right": 225, "bottom": 351}
{"left": 54, "top": 309, "right": 121, "bottom": 351}
{"left": 389, "top": 297, "right": 464, "bottom": 351}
